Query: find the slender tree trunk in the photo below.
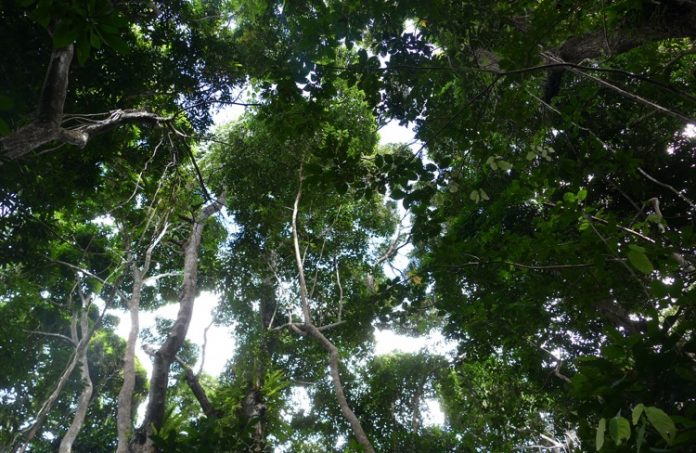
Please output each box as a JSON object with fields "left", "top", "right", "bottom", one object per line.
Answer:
{"left": 116, "top": 271, "right": 144, "bottom": 453}
{"left": 59, "top": 309, "right": 93, "bottom": 453}
{"left": 134, "top": 196, "right": 225, "bottom": 452}
{"left": 290, "top": 181, "right": 375, "bottom": 453}
{"left": 13, "top": 301, "right": 108, "bottom": 453}
{"left": 305, "top": 325, "right": 375, "bottom": 453}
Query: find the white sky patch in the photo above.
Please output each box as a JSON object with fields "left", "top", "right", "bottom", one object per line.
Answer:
{"left": 379, "top": 121, "right": 414, "bottom": 146}
{"left": 111, "top": 291, "right": 234, "bottom": 378}
{"left": 211, "top": 103, "right": 246, "bottom": 126}
{"left": 423, "top": 398, "right": 446, "bottom": 427}
{"left": 374, "top": 328, "right": 457, "bottom": 358}
{"left": 683, "top": 123, "right": 696, "bottom": 138}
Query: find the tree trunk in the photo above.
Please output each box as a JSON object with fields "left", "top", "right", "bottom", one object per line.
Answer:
{"left": 116, "top": 270, "right": 144, "bottom": 453}
{"left": 58, "top": 309, "right": 93, "bottom": 453}
{"left": 14, "top": 304, "right": 105, "bottom": 453}
{"left": 175, "top": 355, "right": 221, "bottom": 419}
{"left": 305, "top": 325, "right": 376, "bottom": 453}
{"left": 290, "top": 182, "right": 375, "bottom": 453}
{"left": 133, "top": 196, "right": 225, "bottom": 452}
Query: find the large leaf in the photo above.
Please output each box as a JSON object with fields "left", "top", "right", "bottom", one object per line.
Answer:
{"left": 645, "top": 407, "right": 676, "bottom": 445}
{"left": 609, "top": 416, "right": 631, "bottom": 445}
{"left": 596, "top": 418, "right": 606, "bottom": 451}
{"left": 627, "top": 245, "right": 653, "bottom": 274}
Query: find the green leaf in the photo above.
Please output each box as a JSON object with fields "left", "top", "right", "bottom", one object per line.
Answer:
{"left": 479, "top": 189, "right": 490, "bottom": 201}
{"left": 526, "top": 151, "right": 536, "bottom": 161}
{"left": 645, "top": 407, "right": 676, "bottom": 445}
{"left": 101, "top": 32, "right": 129, "bottom": 54}
{"left": 77, "top": 35, "right": 91, "bottom": 65}
{"left": 597, "top": 418, "right": 606, "bottom": 451}
{"left": 577, "top": 188, "right": 588, "bottom": 202}
{"left": 636, "top": 420, "right": 646, "bottom": 453}
{"left": 485, "top": 156, "right": 497, "bottom": 170}
{"left": 497, "top": 160, "right": 512, "bottom": 171}
{"left": 53, "top": 21, "right": 79, "bottom": 48}
{"left": 0, "top": 94, "right": 13, "bottom": 110}
{"left": 627, "top": 248, "right": 653, "bottom": 274}
{"left": 469, "top": 190, "right": 480, "bottom": 203}
{"left": 0, "top": 118, "right": 10, "bottom": 136}
{"left": 632, "top": 404, "right": 645, "bottom": 425}
{"left": 90, "top": 29, "right": 101, "bottom": 49}
{"left": 609, "top": 416, "right": 631, "bottom": 445}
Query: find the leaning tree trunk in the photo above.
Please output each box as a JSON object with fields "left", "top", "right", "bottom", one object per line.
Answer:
{"left": 115, "top": 270, "right": 145, "bottom": 453}
{"left": 116, "top": 219, "right": 168, "bottom": 452}
{"left": 58, "top": 308, "right": 93, "bottom": 453}
{"left": 289, "top": 182, "right": 376, "bottom": 453}
{"left": 133, "top": 196, "right": 225, "bottom": 453}
{"left": 13, "top": 294, "right": 111, "bottom": 453}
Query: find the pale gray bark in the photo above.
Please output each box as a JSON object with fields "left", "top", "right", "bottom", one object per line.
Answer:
{"left": 116, "top": 221, "right": 169, "bottom": 453}
{"left": 290, "top": 180, "right": 375, "bottom": 453}
{"left": 133, "top": 195, "right": 225, "bottom": 452}
{"left": 13, "top": 297, "right": 111, "bottom": 453}
{"left": 115, "top": 272, "right": 144, "bottom": 453}
{"left": 58, "top": 307, "right": 93, "bottom": 453}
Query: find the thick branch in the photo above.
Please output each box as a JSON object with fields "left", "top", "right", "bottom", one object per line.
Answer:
{"left": 135, "top": 194, "right": 225, "bottom": 452}
{"left": 174, "top": 355, "right": 221, "bottom": 419}
{"left": 59, "top": 308, "right": 93, "bottom": 453}
{"left": 289, "top": 178, "right": 375, "bottom": 453}
{"left": 14, "top": 293, "right": 113, "bottom": 453}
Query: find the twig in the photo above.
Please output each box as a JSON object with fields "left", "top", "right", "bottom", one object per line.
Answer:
{"left": 25, "top": 330, "right": 76, "bottom": 346}
{"left": 638, "top": 167, "right": 695, "bottom": 210}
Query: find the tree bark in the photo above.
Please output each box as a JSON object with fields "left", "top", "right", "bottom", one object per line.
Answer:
{"left": 133, "top": 195, "right": 225, "bottom": 452}
{"left": 13, "top": 299, "right": 109, "bottom": 453}
{"left": 290, "top": 181, "right": 375, "bottom": 453}
{"left": 58, "top": 308, "right": 93, "bottom": 453}
{"left": 174, "top": 355, "right": 221, "bottom": 419}
{"left": 0, "top": 43, "right": 171, "bottom": 161}
{"left": 542, "top": 0, "right": 696, "bottom": 101}
{"left": 116, "top": 220, "right": 168, "bottom": 452}
{"left": 116, "top": 270, "right": 145, "bottom": 453}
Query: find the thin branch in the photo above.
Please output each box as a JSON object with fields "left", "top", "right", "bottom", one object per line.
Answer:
{"left": 638, "top": 167, "right": 696, "bottom": 211}
{"left": 25, "top": 330, "right": 76, "bottom": 346}
{"left": 543, "top": 53, "right": 696, "bottom": 125}
{"left": 52, "top": 259, "right": 128, "bottom": 299}
{"left": 197, "top": 318, "right": 215, "bottom": 377}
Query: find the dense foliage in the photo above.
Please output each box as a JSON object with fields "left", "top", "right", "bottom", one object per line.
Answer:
{"left": 1, "top": 0, "right": 695, "bottom": 451}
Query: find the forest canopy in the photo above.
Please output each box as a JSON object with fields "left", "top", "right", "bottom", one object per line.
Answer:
{"left": 1, "top": 0, "right": 695, "bottom": 451}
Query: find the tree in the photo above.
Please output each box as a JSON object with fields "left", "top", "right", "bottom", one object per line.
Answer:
{"left": 2, "top": 0, "right": 696, "bottom": 451}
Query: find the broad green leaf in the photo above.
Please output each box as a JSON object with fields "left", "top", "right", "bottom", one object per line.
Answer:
{"left": 0, "top": 94, "right": 13, "bottom": 110}
{"left": 609, "top": 416, "right": 631, "bottom": 445}
{"left": 636, "top": 420, "right": 646, "bottom": 453}
{"left": 596, "top": 418, "right": 606, "bottom": 451}
{"left": 632, "top": 404, "right": 645, "bottom": 425}
{"left": 90, "top": 30, "right": 101, "bottom": 49}
{"left": 469, "top": 190, "right": 480, "bottom": 203}
{"left": 77, "top": 35, "right": 91, "bottom": 65}
{"left": 627, "top": 248, "right": 653, "bottom": 274}
{"left": 645, "top": 407, "right": 676, "bottom": 445}
{"left": 564, "top": 192, "right": 576, "bottom": 203}
{"left": 0, "top": 118, "right": 10, "bottom": 136}
{"left": 497, "top": 160, "right": 512, "bottom": 171}
{"left": 526, "top": 151, "right": 536, "bottom": 161}
{"left": 577, "top": 188, "right": 588, "bottom": 202}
